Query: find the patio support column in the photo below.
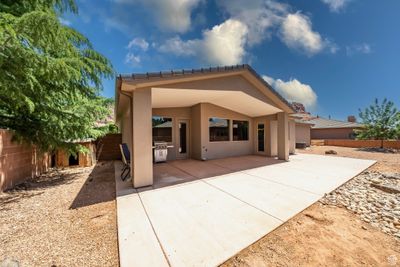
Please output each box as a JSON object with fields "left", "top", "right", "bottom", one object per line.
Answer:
{"left": 277, "top": 112, "right": 289, "bottom": 161}
{"left": 265, "top": 120, "right": 272, "bottom": 157}
{"left": 131, "top": 88, "right": 153, "bottom": 188}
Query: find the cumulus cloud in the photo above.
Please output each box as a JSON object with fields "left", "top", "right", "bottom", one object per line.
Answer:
{"left": 346, "top": 43, "right": 372, "bottom": 56}
{"left": 321, "top": 0, "right": 352, "bottom": 12}
{"left": 127, "top": 37, "right": 149, "bottom": 51}
{"left": 263, "top": 75, "right": 317, "bottom": 108}
{"left": 280, "top": 13, "right": 329, "bottom": 56}
{"left": 217, "top": 0, "right": 337, "bottom": 55}
{"left": 114, "top": 0, "right": 202, "bottom": 33}
{"left": 217, "top": 0, "right": 287, "bottom": 46}
{"left": 158, "top": 19, "right": 248, "bottom": 65}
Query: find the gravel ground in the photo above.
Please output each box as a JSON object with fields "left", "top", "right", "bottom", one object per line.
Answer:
{"left": 0, "top": 161, "right": 118, "bottom": 267}
{"left": 222, "top": 146, "right": 400, "bottom": 267}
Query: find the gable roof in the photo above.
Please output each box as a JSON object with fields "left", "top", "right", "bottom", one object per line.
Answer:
{"left": 310, "top": 117, "right": 363, "bottom": 129}
{"left": 116, "top": 64, "right": 295, "bottom": 114}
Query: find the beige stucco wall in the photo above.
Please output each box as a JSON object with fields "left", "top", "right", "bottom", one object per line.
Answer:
{"left": 289, "top": 121, "right": 296, "bottom": 154}
{"left": 311, "top": 128, "right": 357, "bottom": 140}
{"left": 132, "top": 88, "right": 153, "bottom": 188}
{"left": 162, "top": 75, "right": 279, "bottom": 109}
{"left": 198, "top": 103, "right": 254, "bottom": 160}
{"left": 296, "top": 123, "right": 312, "bottom": 146}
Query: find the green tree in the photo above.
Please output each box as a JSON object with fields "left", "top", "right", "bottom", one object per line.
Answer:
{"left": 356, "top": 98, "right": 399, "bottom": 142}
{"left": 0, "top": 0, "right": 114, "bottom": 153}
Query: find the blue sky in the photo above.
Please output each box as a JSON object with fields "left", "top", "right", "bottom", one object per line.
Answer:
{"left": 63, "top": 0, "right": 400, "bottom": 120}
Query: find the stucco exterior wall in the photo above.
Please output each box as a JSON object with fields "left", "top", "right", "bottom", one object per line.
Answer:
{"left": 289, "top": 121, "right": 296, "bottom": 154}
{"left": 296, "top": 123, "right": 312, "bottom": 146}
{"left": 311, "top": 128, "right": 357, "bottom": 140}
{"left": 199, "top": 103, "right": 254, "bottom": 160}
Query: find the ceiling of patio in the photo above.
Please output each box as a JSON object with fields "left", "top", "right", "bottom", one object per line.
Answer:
{"left": 151, "top": 88, "right": 282, "bottom": 117}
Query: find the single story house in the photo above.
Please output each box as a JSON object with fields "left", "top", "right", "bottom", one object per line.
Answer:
{"left": 292, "top": 115, "right": 314, "bottom": 147}
{"left": 115, "top": 64, "right": 296, "bottom": 188}
{"left": 309, "top": 116, "right": 363, "bottom": 140}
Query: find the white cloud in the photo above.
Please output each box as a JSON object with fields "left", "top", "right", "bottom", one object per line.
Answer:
{"left": 114, "top": 0, "right": 202, "bottom": 33}
{"left": 217, "top": 0, "right": 337, "bottom": 55}
{"left": 280, "top": 13, "right": 326, "bottom": 56}
{"left": 127, "top": 37, "right": 149, "bottom": 51}
{"left": 202, "top": 19, "right": 248, "bottom": 65}
{"left": 346, "top": 43, "right": 372, "bottom": 56}
{"left": 217, "top": 0, "right": 288, "bottom": 46}
{"left": 125, "top": 52, "right": 141, "bottom": 66}
{"left": 263, "top": 75, "right": 317, "bottom": 108}
{"left": 158, "top": 19, "right": 248, "bottom": 65}
{"left": 321, "top": 0, "right": 352, "bottom": 12}
{"left": 158, "top": 37, "right": 199, "bottom": 56}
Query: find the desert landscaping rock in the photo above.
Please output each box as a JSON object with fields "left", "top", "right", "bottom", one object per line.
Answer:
{"left": 321, "top": 170, "right": 400, "bottom": 239}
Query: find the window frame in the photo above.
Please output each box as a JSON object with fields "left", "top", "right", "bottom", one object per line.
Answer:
{"left": 232, "top": 120, "right": 249, "bottom": 141}
{"left": 208, "top": 117, "right": 230, "bottom": 142}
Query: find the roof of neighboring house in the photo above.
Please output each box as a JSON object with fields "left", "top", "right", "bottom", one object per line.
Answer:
{"left": 309, "top": 117, "right": 363, "bottom": 129}
{"left": 116, "top": 64, "right": 295, "bottom": 114}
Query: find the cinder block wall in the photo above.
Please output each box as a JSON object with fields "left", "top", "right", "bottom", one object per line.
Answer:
{"left": 0, "top": 129, "right": 50, "bottom": 191}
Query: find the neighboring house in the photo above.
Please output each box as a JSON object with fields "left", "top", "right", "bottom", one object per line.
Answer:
{"left": 309, "top": 116, "right": 363, "bottom": 140}
{"left": 115, "top": 64, "right": 296, "bottom": 188}
{"left": 292, "top": 116, "right": 314, "bottom": 146}
{"left": 290, "top": 103, "right": 314, "bottom": 147}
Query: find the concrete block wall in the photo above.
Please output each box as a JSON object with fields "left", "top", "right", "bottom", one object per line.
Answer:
{"left": 0, "top": 129, "right": 50, "bottom": 191}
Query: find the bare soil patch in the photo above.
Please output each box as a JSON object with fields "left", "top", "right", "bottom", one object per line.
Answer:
{"left": 222, "top": 146, "right": 400, "bottom": 267}
{"left": 0, "top": 161, "right": 118, "bottom": 267}
{"left": 223, "top": 204, "right": 400, "bottom": 267}
{"left": 300, "top": 145, "right": 400, "bottom": 172}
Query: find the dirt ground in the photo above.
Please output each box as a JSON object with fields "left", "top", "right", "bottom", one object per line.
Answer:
{"left": 300, "top": 145, "right": 400, "bottom": 173}
{"left": 222, "top": 146, "right": 400, "bottom": 267}
{"left": 0, "top": 161, "right": 118, "bottom": 267}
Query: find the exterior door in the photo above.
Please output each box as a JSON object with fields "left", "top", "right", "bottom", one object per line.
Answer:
{"left": 257, "top": 123, "right": 265, "bottom": 153}
{"left": 177, "top": 119, "right": 189, "bottom": 159}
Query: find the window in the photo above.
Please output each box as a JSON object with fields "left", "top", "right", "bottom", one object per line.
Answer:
{"left": 233, "top": 120, "right": 249, "bottom": 141}
{"left": 209, "top": 118, "right": 229, "bottom": 142}
{"left": 152, "top": 117, "right": 172, "bottom": 142}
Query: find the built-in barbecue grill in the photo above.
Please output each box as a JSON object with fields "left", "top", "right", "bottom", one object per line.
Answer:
{"left": 153, "top": 141, "right": 173, "bottom": 163}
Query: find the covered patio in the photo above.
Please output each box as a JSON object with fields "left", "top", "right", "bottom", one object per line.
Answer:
{"left": 115, "top": 65, "right": 296, "bottom": 188}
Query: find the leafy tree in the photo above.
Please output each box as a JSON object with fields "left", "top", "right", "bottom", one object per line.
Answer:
{"left": 0, "top": 0, "right": 114, "bottom": 153}
{"left": 356, "top": 98, "right": 399, "bottom": 142}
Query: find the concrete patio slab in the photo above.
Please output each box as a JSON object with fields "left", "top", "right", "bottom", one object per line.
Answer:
{"left": 114, "top": 163, "right": 169, "bottom": 267}
{"left": 139, "top": 181, "right": 282, "bottom": 267}
{"left": 204, "top": 172, "right": 321, "bottom": 221}
{"left": 115, "top": 154, "right": 376, "bottom": 267}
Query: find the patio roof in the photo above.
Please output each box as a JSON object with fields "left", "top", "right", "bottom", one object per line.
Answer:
{"left": 116, "top": 64, "right": 295, "bottom": 116}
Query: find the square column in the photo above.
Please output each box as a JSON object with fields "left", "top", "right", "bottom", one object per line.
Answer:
{"left": 131, "top": 88, "right": 153, "bottom": 188}
{"left": 277, "top": 112, "right": 289, "bottom": 161}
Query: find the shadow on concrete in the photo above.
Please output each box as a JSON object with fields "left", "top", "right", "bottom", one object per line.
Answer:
{"left": 69, "top": 161, "right": 116, "bottom": 209}
{"left": 151, "top": 155, "right": 285, "bottom": 191}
